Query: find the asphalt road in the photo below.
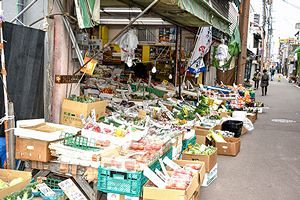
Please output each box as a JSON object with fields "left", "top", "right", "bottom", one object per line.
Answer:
{"left": 201, "top": 77, "right": 300, "bottom": 200}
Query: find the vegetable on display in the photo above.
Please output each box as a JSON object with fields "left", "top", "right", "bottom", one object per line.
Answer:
{"left": 186, "top": 144, "right": 216, "bottom": 155}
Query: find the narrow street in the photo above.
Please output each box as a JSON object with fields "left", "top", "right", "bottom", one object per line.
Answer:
{"left": 201, "top": 77, "right": 300, "bottom": 200}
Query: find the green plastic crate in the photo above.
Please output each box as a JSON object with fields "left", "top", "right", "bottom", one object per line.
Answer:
{"left": 181, "top": 135, "right": 196, "bottom": 152}
{"left": 61, "top": 133, "right": 100, "bottom": 151}
{"left": 44, "top": 178, "right": 62, "bottom": 189}
{"left": 145, "top": 87, "right": 166, "bottom": 98}
{"left": 97, "top": 147, "right": 172, "bottom": 197}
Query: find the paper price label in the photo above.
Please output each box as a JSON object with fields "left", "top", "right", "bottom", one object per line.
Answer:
{"left": 37, "top": 183, "right": 56, "bottom": 196}
{"left": 58, "top": 179, "right": 87, "bottom": 200}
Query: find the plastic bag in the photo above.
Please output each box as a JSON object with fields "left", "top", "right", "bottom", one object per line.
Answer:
{"left": 243, "top": 118, "right": 254, "bottom": 132}
{"left": 116, "top": 29, "right": 139, "bottom": 51}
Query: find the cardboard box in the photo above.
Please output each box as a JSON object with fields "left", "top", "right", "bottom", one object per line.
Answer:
{"left": 241, "top": 126, "right": 248, "bottom": 135}
{"left": 60, "top": 99, "right": 107, "bottom": 128}
{"left": 220, "top": 112, "right": 229, "bottom": 118}
{"left": 0, "top": 169, "right": 32, "bottom": 199}
{"left": 202, "top": 164, "right": 217, "bottom": 187}
{"left": 194, "top": 126, "right": 211, "bottom": 137}
{"left": 15, "top": 137, "right": 52, "bottom": 162}
{"left": 213, "top": 124, "right": 222, "bottom": 131}
{"left": 143, "top": 171, "right": 199, "bottom": 200}
{"left": 182, "top": 150, "right": 217, "bottom": 173}
{"left": 189, "top": 186, "right": 200, "bottom": 200}
{"left": 171, "top": 160, "right": 206, "bottom": 185}
{"left": 247, "top": 113, "right": 257, "bottom": 123}
{"left": 196, "top": 135, "right": 208, "bottom": 146}
{"left": 215, "top": 137, "right": 241, "bottom": 156}
{"left": 31, "top": 161, "right": 50, "bottom": 170}
{"left": 172, "top": 134, "right": 183, "bottom": 159}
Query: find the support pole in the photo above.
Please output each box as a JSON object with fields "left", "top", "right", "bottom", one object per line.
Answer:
{"left": 260, "top": 27, "right": 265, "bottom": 71}
{"left": 6, "top": 102, "right": 15, "bottom": 169}
{"left": 55, "top": 0, "right": 84, "bottom": 66}
{"left": 174, "top": 26, "right": 179, "bottom": 89}
{"left": 237, "top": 0, "right": 251, "bottom": 84}
{"left": 0, "top": 1, "right": 15, "bottom": 169}
{"left": 178, "top": 28, "right": 182, "bottom": 98}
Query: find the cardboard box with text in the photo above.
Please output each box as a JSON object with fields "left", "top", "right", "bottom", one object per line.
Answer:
{"left": 215, "top": 137, "right": 241, "bottom": 156}
{"left": 60, "top": 99, "right": 107, "bottom": 128}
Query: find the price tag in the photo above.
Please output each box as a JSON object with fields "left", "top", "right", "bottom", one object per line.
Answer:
{"left": 58, "top": 179, "right": 88, "bottom": 200}
{"left": 127, "top": 84, "right": 133, "bottom": 94}
{"left": 138, "top": 109, "right": 147, "bottom": 119}
{"left": 158, "top": 102, "right": 174, "bottom": 120}
{"left": 37, "top": 183, "right": 56, "bottom": 196}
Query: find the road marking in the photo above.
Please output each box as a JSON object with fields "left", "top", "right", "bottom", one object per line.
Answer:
{"left": 272, "top": 119, "right": 296, "bottom": 123}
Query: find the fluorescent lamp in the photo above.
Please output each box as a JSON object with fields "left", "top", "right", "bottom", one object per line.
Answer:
{"left": 101, "top": 8, "right": 142, "bottom": 13}
{"left": 136, "top": 18, "right": 165, "bottom": 22}
{"left": 100, "top": 18, "right": 171, "bottom": 25}
{"left": 100, "top": 19, "right": 129, "bottom": 22}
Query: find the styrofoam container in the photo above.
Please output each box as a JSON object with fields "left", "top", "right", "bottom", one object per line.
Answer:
{"left": 15, "top": 119, "right": 80, "bottom": 141}
{"left": 232, "top": 111, "right": 247, "bottom": 120}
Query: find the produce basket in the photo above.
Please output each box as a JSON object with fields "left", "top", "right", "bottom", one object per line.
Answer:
{"left": 44, "top": 178, "right": 62, "bottom": 190}
{"left": 181, "top": 135, "right": 196, "bottom": 152}
{"left": 97, "top": 147, "right": 172, "bottom": 197}
{"left": 145, "top": 87, "right": 166, "bottom": 98}
{"left": 221, "top": 120, "right": 243, "bottom": 138}
{"left": 61, "top": 132, "right": 99, "bottom": 151}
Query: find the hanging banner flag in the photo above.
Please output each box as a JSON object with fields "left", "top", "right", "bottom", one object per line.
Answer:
{"left": 74, "top": 0, "right": 100, "bottom": 29}
{"left": 188, "top": 26, "right": 212, "bottom": 74}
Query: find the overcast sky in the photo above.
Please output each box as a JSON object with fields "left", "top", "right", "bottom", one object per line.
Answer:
{"left": 251, "top": 0, "right": 300, "bottom": 55}
{"left": 251, "top": 0, "right": 299, "bottom": 39}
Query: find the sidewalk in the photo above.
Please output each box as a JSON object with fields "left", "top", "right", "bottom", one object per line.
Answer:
{"left": 201, "top": 78, "right": 300, "bottom": 200}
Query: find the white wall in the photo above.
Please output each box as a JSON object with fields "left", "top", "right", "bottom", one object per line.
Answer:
{"left": 3, "top": 0, "right": 47, "bottom": 29}
{"left": 23, "top": 0, "right": 48, "bottom": 29}
{"left": 3, "top": 0, "right": 18, "bottom": 21}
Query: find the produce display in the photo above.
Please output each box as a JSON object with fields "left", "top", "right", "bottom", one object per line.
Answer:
{"left": 68, "top": 95, "right": 97, "bottom": 103}
{"left": 10, "top": 76, "right": 262, "bottom": 199}
{"left": 185, "top": 144, "right": 217, "bottom": 155}
{"left": 0, "top": 178, "right": 23, "bottom": 190}
{"left": 3, "top": 182, "right": 35, "bottom": 200}
{"left": 214, "top": 130, "right": 235, "bottom": 138}
{"left": 194, "top": 95, "right": 210, "bottom": 116}
{"left": 4, "top": 189, "right": 32, "bottom": 200}
{"left": 166, "top": 168, "right": 194, "bottom": 190}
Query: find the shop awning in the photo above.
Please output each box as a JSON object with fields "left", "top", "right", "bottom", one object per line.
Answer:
{"left": 100, "top": 0, "right": 231, "bottom": 34}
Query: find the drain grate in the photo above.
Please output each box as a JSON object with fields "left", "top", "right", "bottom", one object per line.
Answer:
{"left": 271, "top": 119, "right": 296, "bottom": 123}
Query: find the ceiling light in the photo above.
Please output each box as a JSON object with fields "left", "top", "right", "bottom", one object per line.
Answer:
{"left": 151, "top": 66, "right": 157, "bottom": 73}
{"left": 100, "top": 18, "right": 171, "bottom": 25}
{"left": 101, "top": 8, "right": 142, "bottom": 13}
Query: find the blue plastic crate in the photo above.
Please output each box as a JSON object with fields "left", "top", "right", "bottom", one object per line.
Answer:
{"left": 97, "top": 147, "right": 172, "bottom": 197}
{"left": 182, "top": 135, "right": 196, "bottom": 152}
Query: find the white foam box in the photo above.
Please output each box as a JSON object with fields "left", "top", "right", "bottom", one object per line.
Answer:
{"left": 201, "top": 164, "right": 217, "bottom": 187}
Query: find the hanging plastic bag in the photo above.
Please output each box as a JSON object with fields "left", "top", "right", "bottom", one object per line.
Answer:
{"left": 116, "top": 29, "right": 139, "bottom": 66}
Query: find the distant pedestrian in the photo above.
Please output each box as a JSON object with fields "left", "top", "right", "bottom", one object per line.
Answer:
{"left": 252, "top": 70, "right": 261, "bottom": 90}
{"left": 270, "top": 66, "right": 275, "bottom": 81}
{"left": 261, "top": 69, "right": 269, "bottom": 96}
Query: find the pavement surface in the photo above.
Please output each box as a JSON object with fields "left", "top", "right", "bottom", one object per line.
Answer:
{"left": 201, "top": 76, "right": 300, "bottom": 200}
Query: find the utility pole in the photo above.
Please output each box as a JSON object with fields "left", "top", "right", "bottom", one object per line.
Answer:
{"left": 261, "top": 0, "right": 266, "bottom": 71}
{"left": 237, "top": 0, "right": 251, "bottom": 84}
{"left": 265, "top": 1, "right": 273, "bottom": 68}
